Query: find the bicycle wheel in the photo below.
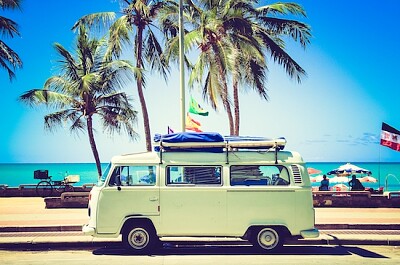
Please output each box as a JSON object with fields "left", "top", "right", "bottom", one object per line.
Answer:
{"left": 36, "top": 181, "right": 53, "bottom": 197}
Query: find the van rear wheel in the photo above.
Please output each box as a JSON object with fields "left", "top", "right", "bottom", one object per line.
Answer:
{"left": 252, "top": 227, "right": 283, "bottom": 252}
{"left": 122, "top": 223, "right": 156, "bottom": 254}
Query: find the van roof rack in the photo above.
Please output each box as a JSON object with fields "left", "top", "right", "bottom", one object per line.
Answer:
{"left": 154, "top": 132, "right": 286, "bottom": 152}
{"left": 154, "top": 132, "right": 286, "bottom": 165}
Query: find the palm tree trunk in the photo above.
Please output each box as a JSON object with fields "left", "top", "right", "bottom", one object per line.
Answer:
{"left": 233, "top": 78, "right": 240, "bottom": 136}
{"left": 86, "top": 116, "right": 102, "bottom": 178}
{"left": 136, "top": 26, "right": 152, "bottom": 152}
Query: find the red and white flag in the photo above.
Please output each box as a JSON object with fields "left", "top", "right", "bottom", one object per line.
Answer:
{"left": 381, "top": 122, "right": 400, "bottom": 151}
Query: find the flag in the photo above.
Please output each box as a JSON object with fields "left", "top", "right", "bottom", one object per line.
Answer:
{"left": 185, "top": 113, "right": 202, "bottom": 132}
{"left": 167, "top": 126, "right": 174, "bottom": 134}
{"left": 188, "top": 96, "right": 209, "bottom": 116}
{"left": 381, "top": 122, "right": 400, "bottom": 151}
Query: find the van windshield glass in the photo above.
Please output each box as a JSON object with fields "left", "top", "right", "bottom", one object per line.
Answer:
{"left": 97, "top": 163, "right": 111, "bottom": 186}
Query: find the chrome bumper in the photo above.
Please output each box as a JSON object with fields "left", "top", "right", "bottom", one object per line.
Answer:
{"left": 300, "top": 228, "right": 319, "bottom": 238}
{"left": 82, "top": 224, "right": 95, "bottom": 236}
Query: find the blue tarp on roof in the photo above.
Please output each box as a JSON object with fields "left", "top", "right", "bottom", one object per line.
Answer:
{"left": 154, "top": 132, "right": 224, "bottom": 152}
{"left": 154, "top": 132, "right": 286, "bottom": 152}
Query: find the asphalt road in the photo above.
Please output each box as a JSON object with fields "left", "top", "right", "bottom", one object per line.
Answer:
{"left": 1, "top": 244, "right": 400, "bottom": 265}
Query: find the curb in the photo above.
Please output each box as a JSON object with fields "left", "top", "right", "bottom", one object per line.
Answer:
{"left": 0, "top": 225, "right": 82, "bottom": 233}
{"left": 2, "top": 224, "right": 400, "bottom": 233}
{"left": 0, "top": 238, "right": 399, "bottom": 250}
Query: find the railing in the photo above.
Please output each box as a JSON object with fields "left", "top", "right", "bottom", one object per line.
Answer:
{"left": 313, "top": 191, "right": 371, "bottom": 198}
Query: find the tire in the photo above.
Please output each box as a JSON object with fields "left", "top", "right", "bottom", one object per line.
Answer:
{"left": 122, "top": 223, "right": 157, "bottom": 254}
{"left": 252, "top": 227, "right": 283, "bottom": 253}
{"left": 36, "top": 181, "right": 53, "bottom": 197}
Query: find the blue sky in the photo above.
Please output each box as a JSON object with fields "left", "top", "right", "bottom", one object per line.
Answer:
{"left": 1, "top": 0, "right": 399, "bottom": 163}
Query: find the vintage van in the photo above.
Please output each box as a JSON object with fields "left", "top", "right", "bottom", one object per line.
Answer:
{"left": 82, "top": 132, "right": 319, "bottom": 253}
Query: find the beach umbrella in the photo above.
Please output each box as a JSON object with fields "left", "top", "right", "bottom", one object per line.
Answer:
{"left": 310, "top": 174, "right": 324, "bottom": 183}
{"left": 327, "top": 163, "right": 371, "bottom": 175}
{"left": 307, "top": 167, "right": 322, "bottom": 175}
{"left": 330, "top": 176, "right": 350, "bottom": 183}
{"left": 360, "top": 176, "right": 377, "bottom": 183}
{"left": 332, "top": 183, "right": 349, "bottom": 191}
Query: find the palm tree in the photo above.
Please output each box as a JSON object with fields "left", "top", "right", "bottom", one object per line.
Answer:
{"left": 73, "top": 0, "right": 171, "bottom": 152}
{"left": 162, "top": 1, "right": 311, "bottom": 135}
{"left": 162, "top": 0, "right": 239, "bottom": 135}
{"left": 228, "top": 1, "right": 311, "bottom": 135}
{"left": 19, "top": 27, "right": 139, "bottom": 178}
{"left": 0, "top": 0, "right": 23, "bottom": 81}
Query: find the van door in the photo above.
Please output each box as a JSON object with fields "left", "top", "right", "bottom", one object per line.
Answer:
{"left": 159, "top": 166, "right": 227, "bottom": 236}
{"left": 96, "top": 165, "right": 160, "bottom": 234}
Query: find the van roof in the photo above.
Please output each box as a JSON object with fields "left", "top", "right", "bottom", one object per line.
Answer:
{"left": 111, "top": 150, "right": 304, "bottom": 165}
{"left": 153, "top": 132, "right": 286, "bottom": 153}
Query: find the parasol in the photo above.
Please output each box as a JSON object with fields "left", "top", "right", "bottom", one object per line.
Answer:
{"left": 330, "top": 176, "right": 350, "bottom": 183}
{"left": 360, "top": 176, "right": 377, "bottom": 183}
{"left": 332, "top": 183, "right": 349, "bottom": 191}
{"left": 307, "top": 167, "right": 322, "bottom": 175}
{"left": 327, "top": 163, "right": 371, "bottom": 176}
{"left": 310, "top": 174, "right": 324, "bottom": 183}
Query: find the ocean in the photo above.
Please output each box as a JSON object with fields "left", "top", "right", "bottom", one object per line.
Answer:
{"left": 0, "top": 162, "right": 399, "bottom": 191}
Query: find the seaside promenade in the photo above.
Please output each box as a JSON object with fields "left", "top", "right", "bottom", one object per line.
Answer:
{"left": 0, "top": 197, "right": 400, "bottom": 248}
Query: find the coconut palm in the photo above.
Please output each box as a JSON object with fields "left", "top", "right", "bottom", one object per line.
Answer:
{"left": 73, "top": 0, "right": 172, "bottom": 152}
{"left": 0, "top": 0, "right": 23, "bottom": 81}
{"left": 231, "top": 1, "right": 311, "bottom": 135}
{"left": 19, "top": 27, "right": 139, "bottom": 177}
{"left": 162, "top": 1, "right": 311, "bottom": 135}
{"left": 161, "top": 0, "right": 239, "bottom": 134}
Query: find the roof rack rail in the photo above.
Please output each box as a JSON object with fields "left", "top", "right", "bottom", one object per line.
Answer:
{"left": 154, "top": 132, "right": 286, "bottom": 152}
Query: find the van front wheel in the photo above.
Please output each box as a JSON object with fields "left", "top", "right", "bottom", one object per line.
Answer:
{"left": 123, "top": 223, "right": 155, "bottom": 254}
{"left": 252, "top": 227, "right": 283, "bottom": 252}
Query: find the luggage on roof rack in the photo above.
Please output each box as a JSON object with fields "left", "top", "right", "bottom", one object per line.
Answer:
{"left": 153, "top": 132, "right": 286, "bottom": 152}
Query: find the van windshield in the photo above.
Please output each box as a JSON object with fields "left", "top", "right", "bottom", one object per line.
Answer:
{"left": 97, "top": 163, "right": 111, "bottom": 187}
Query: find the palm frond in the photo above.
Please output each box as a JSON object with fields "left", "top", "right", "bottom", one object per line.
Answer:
{"left": 144, "top": 28, "right": 169, "bottom": 81}
{"left": 0, "top": 17, "right": 20, "bottom": 38}
{"left": 258, "top": 17, "right": 311, "bottom": 48}
{"left": 107, "top": 16, "right": 132, "bottom": 59}
{"left": 72, "top": 12, "right": 116, "bottom": 33}
{"left": 257, "top": 3, "right": 307, "bottom": 17}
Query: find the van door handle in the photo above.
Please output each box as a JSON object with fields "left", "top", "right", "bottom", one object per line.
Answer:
{"left": 149, "top": 197, "right": 159, "bottom": 201}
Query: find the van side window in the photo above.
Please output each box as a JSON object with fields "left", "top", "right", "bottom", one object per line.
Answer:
{"left": 167, "top": 166, "right": 222, "bottom": 185}
{"left": 108, "top": 165, "right": 156, "bottom": 186}
{"left": 230, "top": 165, "right": 290, "bottom": 186}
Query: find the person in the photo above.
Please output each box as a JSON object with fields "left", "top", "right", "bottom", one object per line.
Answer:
{"left": 319, "top": 175, "right": 329, "bottom": 191}
{"left": 140, "top": 166, "right": 156, "bottom": 184}
{"left": 348, "top": 175, "right": 364, "bottom": 191}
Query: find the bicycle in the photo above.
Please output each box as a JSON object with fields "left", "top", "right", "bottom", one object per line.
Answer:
{"left": 34, "top": 170, "right": 78, "bottom": 197}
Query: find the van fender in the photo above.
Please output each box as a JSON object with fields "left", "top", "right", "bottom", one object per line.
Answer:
{"left": 119, "top": 215, "right": 157, "bottom": 236}
{"left": 243, "top": 224, "right": 291, "bottom": 241}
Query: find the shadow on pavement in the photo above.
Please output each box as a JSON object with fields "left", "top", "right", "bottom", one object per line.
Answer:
{"left": 92, "top": 244, "right": 388, "bottom": 259}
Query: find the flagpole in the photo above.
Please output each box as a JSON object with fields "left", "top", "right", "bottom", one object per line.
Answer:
{"left": 179, "top": 0, "right": 186, "bottom": 132}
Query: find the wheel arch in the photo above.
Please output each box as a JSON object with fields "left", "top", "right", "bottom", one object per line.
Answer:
{"left": 120, "top": 216, "right": 157, "bottom": 235}
{"left": 243, "top": 224, "right": 291, "bottom": 240}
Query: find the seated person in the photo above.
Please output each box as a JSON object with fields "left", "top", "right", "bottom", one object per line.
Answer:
{"left": 319, "top": 175, "right": 329, "bottom": 191}
{"left": 348, "top": 175, "right": 365, "bottom": 191}
{"left": 139, "top": 166, "right": 156, "bottom": 184}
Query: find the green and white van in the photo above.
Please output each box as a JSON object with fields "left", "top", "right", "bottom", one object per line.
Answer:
{"left": 82, "top": 132, "right": 319, "bottom": 253}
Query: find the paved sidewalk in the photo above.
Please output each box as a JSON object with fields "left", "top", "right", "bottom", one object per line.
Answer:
{"left": 0, "top": 197, "right": 400, "bottom": 248}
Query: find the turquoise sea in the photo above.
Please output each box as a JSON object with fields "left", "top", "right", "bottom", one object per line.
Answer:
{"left": 0, "top": 162, "right": 399, "bottom": 191}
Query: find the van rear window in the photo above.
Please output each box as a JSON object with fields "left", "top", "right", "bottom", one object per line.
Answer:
{"left": 230, "top": 165, "right": 290, "bottom": 186}
{"left": 166, "top": 166, "right": 222, "bottom": 185}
